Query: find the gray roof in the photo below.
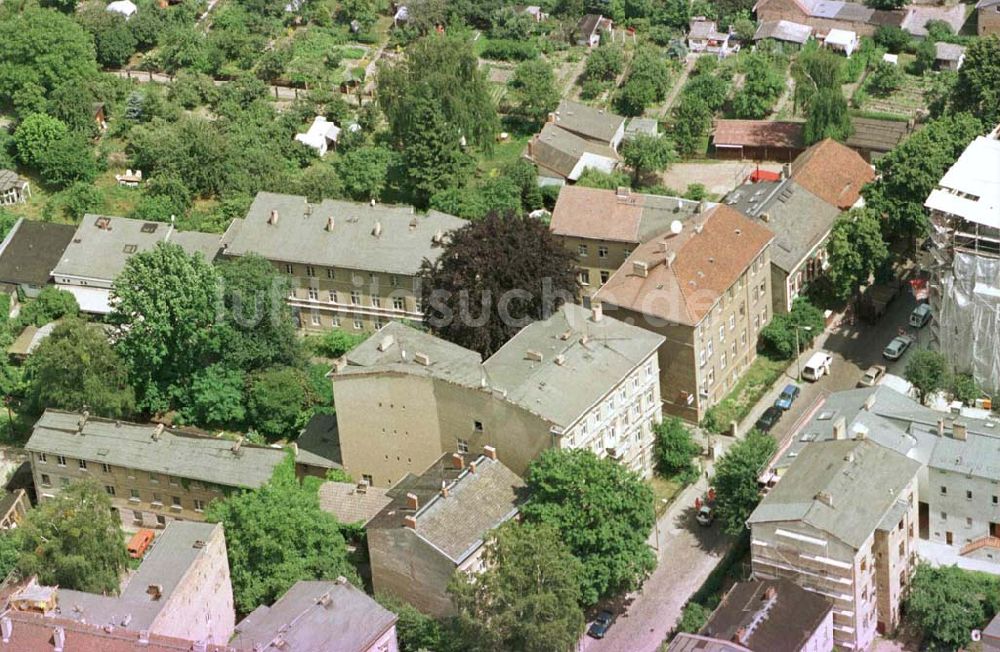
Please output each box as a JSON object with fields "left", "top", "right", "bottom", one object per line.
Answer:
{"left": 878, "top": 498, "right": 909, "bottom": 532}
{"left": 0, "top": 219, "right": 75, "bottom": 287}
{"left": 295, "top": 413, "right": 342, "bottom": 470}
{"left": 223, "top": 192, "right": 466, "bottom": 276}
{"left": 753, "top": 19, "right": 813, "bottom": 43}
{"left": 624, "top": 117, "right": 659, "bottom": 139}
{"left": 318, "top": 481, "right": 391, "bottom": 525}
{"left": 232, "top": 580, "right": 397, "bottom": 652}
{"left": 552, "top": 100, "right": 624, "bottom": 144}
{"left": 483, "top": 303, "right": 664, "bottom": 427}
{"left": 25, "top": 410, "right": 285, "bottom": 489}
{"left": 0, "top": 170, "right": 27, "bottom": 194}
{"left": 847, "top": 117, "right": 910, "bottom": 154}
{"left": 935, "top": 41, "right": 966, "bottom": 62}
{"left": 51, "top": 215, "right": 222, "bottom": 282}
{"left": 369, "top": 452, "right": 526, "bottom": 563}
{"left": 749, "top": 439, "right": 920, "bottom": 549}
{"left": 725, "top": 179, "right": 841, "bottom": 273}
{"left": 56, "top": 522, "right": 222, "bottom": 630}
{"left": 529, "top": 122, "right": 619, "bottom": 179}
{"left": 666, "top": 634, "right": 747, "bottom": 652}
{"left": 978, "top": 0, "right": 1000, "bottom": 8}
{"left": 689, "top": 19, "right": 729, "bottom": 40}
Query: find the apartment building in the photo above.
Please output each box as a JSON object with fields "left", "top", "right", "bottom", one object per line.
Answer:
{"left": 593, "top": 204, "right": 774, "bottom": 423}
{"left": 51, "top": 215, "right": 223, "bottom": 314}
{"left": 331, "top": 302, "right": 664, "bottom": 487}
{"left": 749, "top": 439, "right": 921, "bottom": 650}
{"left": 367, "top": 449, "right": 524, "bottom": 616}
{"left": 924, "top": 126, "right": 1000, "bottom": 395}
{"left": 24, "top": 410, "right": 286, "bottom": 529}
{"left": 549, "top": 186, "right": 710, "bottom": 299}
{"left": 222, "top": 191, "right": 465, "bottom": 334}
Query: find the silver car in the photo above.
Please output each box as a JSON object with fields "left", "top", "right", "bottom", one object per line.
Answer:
{"left": 883, "top": 335, "right": 914, "bottom": 360}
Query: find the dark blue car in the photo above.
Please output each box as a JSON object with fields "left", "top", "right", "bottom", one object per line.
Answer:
{"left": 588, "top": 611, "right": 614, "bottom": 639}
{"left": 774, "top": 384, "right": 800, "bottom": 410}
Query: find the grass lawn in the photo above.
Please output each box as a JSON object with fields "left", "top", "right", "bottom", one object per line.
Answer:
{"left": 650, "top": 475, "right": 685, "bottom": 516}
{"left": 706, "top": 354, "right": 787, "bottom": 432}
{"left": 476, "top": 127, "right": 531, "bottom": 175}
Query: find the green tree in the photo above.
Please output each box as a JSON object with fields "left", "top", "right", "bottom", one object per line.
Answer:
{"left": 825, "top": 209, "right": 890, "bottom": 301}
{"left": 585, "top": 45, "right": 625, "bottom": 81}
{"left": 874, "top": 26, "right": 911, "bottom": 54}
{"left": 867, "top": 61, "right": 904, "bottom": 97}
{"left": 338, "top": 0, "right": 380, "bottom": 30}
{"left": 375, "top": 593, "right": 444, "bottom": 652}
{"left": 713, "top": 431, "right": 777, "bottom": 536}
{"left": 336, "top": 146, "right": 394, "bottom": 201}
{"left": 622, "top": 134, "right": 676, "bottom": 185}
{"left": 803, "top": 88, "right": 852, "bottom": 144}
{"left": 418, "top": 213, "right": 577, "bottom": 357}
{"left": 616, "top": 50, "right": 672, "bottom": 116}
{"left": 653, "top": 417, "right": 700, "bottom": 479}
{"left": 15, "top": 286, "right": 79, "bottom": 329}
{"left": 77, "top": 7, "right": 138, "bottom": 68}
{"left": 178, "top": 364, "right": 247, "bottom": 428}
{"left": 509, "top": 59, "right": 560, "bottom": 124}
{"left": 110, "top": 243, "right": 220, "bottom": 413}
{"left": 759, "top": 297, "right": 827, "bottom": 359}
{"left": 951, "top": 35, "right": 1000, "bottom": 125}
{"left": 246, "top": 366, "right": 315, "bottom": 441}
{"left": 951, "top": 373, "right": 980, "bottom": 405}
{"left": 905, "top": 563, "right": 1000, "bottom": 650}
{"left": 905, "top": 349, "right": 950, "bottom": 403}
{"left": 24, "top": 319, "right": 135, "bottom": 418}
{"left": 913, "top": 38, "right": 937, "bottom": 75}
{"left": 14, "top": 114, "right": 68, "bottom": 169}
{"left": 310, "top": 330, "right": 369, "bottom": 358}
{"left": 677, "top": 602, "right": 711, "bottom": 633}
{"left": 521, "top": 449, "right": 656, "bottom": 606}
{"left": 791, "top": 48, "right": 842, "bottom": 115}
{"left": 731, "top": 54, "right": 784, "bottom": 119}
{"left": 35, "top": 133, "right": 98, "bottom": 188}
{"left": 205, "top": 455, "right": 358, "bottom": 614}
{"left": 0, "top": 533, "right": 19, "bottom": 580}
{"left": 671, "top": 94, "right": 713, "bottom": 156}
{"left": 16, "top": 480, "right": 127, "bottom": 594}
{"left": 866, "top": 0, "right": 904, "bottom": 10}
{"left": 402, "top": 96, "right": 476, "bottom": 206}
{"left": 449, "top": 521, "right": 585, "bottom": 652}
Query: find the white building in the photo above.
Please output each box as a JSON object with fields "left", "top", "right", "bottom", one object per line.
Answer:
{"left": 106, "top": 0, "right": 137, "bottom": 19}
{"left": 825, "top": 29, "right": 859, "bottom": 56}
{"left": 294, "top": 116, "right": 342, "bottom": 157}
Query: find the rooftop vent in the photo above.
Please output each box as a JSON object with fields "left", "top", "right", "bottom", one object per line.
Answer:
{"left": 192, "top": 539, "right": 206, "bottom": 549}
{"left": 406, "top": 493, "right": 419, "bottom": 510}
{"left": 954, "top": 421, "right": 968, "bottom": 441}
{"left": 484, "top": 445, "right": 497, "bottom": 460}
{"left": 815, "top": 491, "right": 834, "bottom": 508}
{"left": 554, "top": 354, "right": 566, "bottom": 366}
{"left": 525, "top": 350, "right": 543, "bottom": 362}
{"left": 414, "top": 352, "right": 431, "bottom": 366}
{"left": 592, "top": 302, "right": 603, "bottom": 322}
{"left": 378, "top": 335, "right": 395, "bottom": 352}
{"left": 633, "top": 261, "right": 649, "bottom": 277}
{"left": 95, "top": 216, "right": 112, "bottom": 230}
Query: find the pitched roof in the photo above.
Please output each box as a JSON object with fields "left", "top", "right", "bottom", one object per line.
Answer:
{"left": 223, "top": 192, "right": 466, "bottom": 276}
{"left": 528, "top": 122, "right": 619, "bottom": 180}
{"left": 924, "top": 135, "right": 1000, "bottom": 229}
{"left": 25, "top": 410, "right": 285, "bottom": 489}
{"left": 231, "top": 580, "right": 396, "bottom": 652}
{"left": 789, "top": 138, "right": 874, "bottom": 209}
{"left": 666, "top": 634, "right": 749, "bottom": 652}
{"left": 482, "top": 303, "right": 664, "bottom": 427}
{"left": 318, "top": 481, "right": 391, "bottom": 525}
{"left": 712, "top": 120, "right": 805, "bottom": 149}
{"left": 550, "top": 186, "right": 708, "bottom": 243}
{"left": 702, "top": 580, "right": 833, "bottom": 651}
{"left": 0, "top": 170, "right": 27, "bottom": 194}
{"left": 846, "top": 117, "right": 910, "bottom": 153}
{"left": 689, "top": 19, "right": 729, "bottom": 40}
{"left": 368, "top": 452, "right": 526, "bottom": 563}
{"left": 748, "top": 439, "right": 920, "bottom": 549}
{"left": 724, "top": 179, "right": 841, "bottom": 273}
{"left": 576, "top": 13, "right": 603, "bottom": 36}
{"left": 753, "top": 19, "right": 813, "bottom": 43}
{"left": 594, "top": 205, "right": 773, "bottom": 326}
{"left": 0, "top": 220, "right": 75, "bottom": 287}
{"left": 978, "top": 0, "right": 1000, "bottom": 9}
{"left": 552, "top": 100, "right": 625, "bottom": 144}
{"left": 901, "top": 4, "right": 966, "bottom": 36}
{"left": 294, "top": 413, "right": 342, "bottom": 469}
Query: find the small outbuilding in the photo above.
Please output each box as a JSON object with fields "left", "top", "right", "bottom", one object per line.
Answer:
{"left": 106, "top": 0, "right": 137, "bottom": 19}
{"left": 294, "top": 116, "right": 342, "bottom": 157}
{"left": 824, "top": 29, "right": 859, "bottom": 57}
{"left": 753, "top": 20, "right": 813, "bottom": 47}
{"left": 934, "top": 42, "right": 966, "bottom": 70}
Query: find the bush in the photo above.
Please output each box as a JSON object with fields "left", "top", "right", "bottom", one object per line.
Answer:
{"left": 874, "top": 25, "right": 911, "bottom": 54}
{"left": 480, "top": 39, "right": 539, "bottom": 61}
{"left": 759, "top": 298, "right": 825, "bottom": 359}
{"left": 951, "top": 373, "right": 981, "bottom": 405}
{"left": 867, "top": 61, "right": 904, "bottom": 97}
{"left": 676, "top": 602, "right": 710, "bottom": 634}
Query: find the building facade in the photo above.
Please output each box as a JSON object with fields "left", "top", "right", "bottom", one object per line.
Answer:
{"left": 594, "top": 204, "right": 774, "bottom": 423}
{"left": 978, "top": 0, "right": 1000, "bottom": 35}
{"left": 24, "top": 410, "right": 285, "bottom": 529}
{"left": 222, "top": 192, "right": 465, "bottom": 334}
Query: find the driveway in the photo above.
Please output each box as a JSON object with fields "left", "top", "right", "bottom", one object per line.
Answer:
{"left": 659, "top": 161, "right": 783, "bottom": 198}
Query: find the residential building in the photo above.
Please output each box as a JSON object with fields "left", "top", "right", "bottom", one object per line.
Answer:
{"left": 924, "top": 126, "right": 1000, "bottom": 394}
{"left": 525, "top": 101, "right": 626, "bottom": 184}
{"left": 593, "top": 204, "right": 774, "bottom": 422}
{"left": 51, "top": 215, "right": 222, "bottom": 314}
{"left": 977, "top": 0, "right": 1000, "bottom": 35}
{"left": 725, "top": 178, "right": 841, "bottom": 314}
{"left": 0, "top": 170, "right": 30, "bottom": 205}
{"left": 985, "top": 613, "right": 1000, "bottom": 652}
{"left": 293, "top": 413, "right": 343, "bottom": 478}
{"left": 688, "top": 18, "right": 738, "bottom": 57}
{"left": 294, "top": 116, "right": 341, "bottom": 157}
{"left": 24, "top": 410, "right": 286, "bottom": 529}
{"left": 549, "top": 100, "right": 626, "bottom": 150}
{"left": 753, "top": 19, "right": 814, "bottom": 48}
{"left": 665, "top": 634, "right": 747, "bottom": 651}
{"left": 330, "top": 302, "right": 664, "bottom": 486}
{"left": 550, "top": 186, "right": 709, "bottom": 298}
{"left": 711, "top": 120, "right": 805, "bottom": 162}
{"left": 699, "top": 580, "right": 834, "bottom": 652}
{"left": 934, "top": 42, "right": 966, "bottom": 70}
{"left": 231, "top": 578, "right": 398, "bottom": 652}
{"left": 367, "top": 449, "right": 525, "bottom": 616}
{"left": 575, "top": 13, "right": 609, "bottom": 46}
{"left": 788, "top": 137, "right": 874, "bottom": 210}
{"left": 3, "top": 521, "right": 235, "bottom": 645}
{"left": 846, "top": 117, "right": 911, "bottom": 163}
{"left": 749, "top": 439, "right": 921, "bottom": 650}
{"left": 752, "top": 0, "right": 903, "bottom": 37}
{"left": 0, "top": 219, "right": 74, "bottom": 298}
{"left": 222, "top": 192, "right": 465, "bottom": 333}
{"left": 899, "top": 4, "right": 967, "bottom": 38}
{"left": 318, "top": 480, "right": 391, "bottom": 526}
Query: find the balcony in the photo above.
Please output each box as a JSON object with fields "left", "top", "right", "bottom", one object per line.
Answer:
{"left": 960, "top": 535, "right": 1000, "bottom": 557}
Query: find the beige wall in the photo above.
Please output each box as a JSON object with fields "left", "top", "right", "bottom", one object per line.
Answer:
{"left": 873, "top": 480, "right": 918, "bottom": 636}
{"left": 755, "top": 0, "right": 878, "bottom": 36}
{"left": 558, "top": 235, "right": 636, "bottom": 298}
{"left": 927, "top": 466, "right": 1000, "bottom": 551}
{"left": 979, "top": 4, "right": 1000, "bottom": 35}
{"left": 368, "top": 526, "right": 461, "bottom": 617}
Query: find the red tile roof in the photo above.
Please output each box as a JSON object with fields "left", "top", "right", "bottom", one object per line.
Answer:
{"left": 549, "top": 186, "right": 644, "bottom": 242}
{"left": 712, "top": 120, "right": 805, "bottom": 149}
{"left": 789, "top": 138, "right": 875, "bottom": 210}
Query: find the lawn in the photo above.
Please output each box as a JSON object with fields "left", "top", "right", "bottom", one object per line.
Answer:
{"left": 705, "top": 354, "right": 787, "bottom": 433}
{"left": 650, "top": 475, "right": 684, "bottom": 516}
{"left": 855, "top": 54, "right": 932, "bottom": 120}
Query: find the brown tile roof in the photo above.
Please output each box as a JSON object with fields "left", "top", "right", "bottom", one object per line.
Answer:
{"left": 594, "top": 205, "right": 773, "bottom": 326}
{"left": 712, "top": 120, "right": 805, "bottom": 149}
{"left": 318, "top": 481, "right": 391, "bottom": 525}
{"left": 846, "top": 117, "right": 910, "bottom": 154}
{"left": 789, "top": 138, "right": 875, "bottom": 210}
{"left": 550, "top": 186, "right": 708, "bottom": 243}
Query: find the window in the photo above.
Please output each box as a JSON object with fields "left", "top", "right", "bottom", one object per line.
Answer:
{"left": 707, "top": 367, "right": 715, "bottom": 385}
{"left": 740, "top": 332, "right": 747, "bottom": 347}
{"left": 123, "top": 244, "right": 137, "bottom": 254}
{"left": 156, "top": 514, "right": 166, "bottom": 526}
{"left": 371, "top": 296, "right": 381, "bottom": 308}
{"left": 353, "top": 319, "right": 363, "bottom": 330}
{"left": 105, "top": 485, "right": 116, "bottom": 496}
{"left": 327, "top": 268, "right": 335, "bottom": 279}
{"left": 720, "top": 351, "right": 727, "bottom": 369}
{"left": 57, "top": 455, "right": 66, "bottom": 467}
{"left": 311, "top": 313, "right": 321, "bottom": 326}
{"left": 168, "top": 476, "right": 179, "bottom": 487}
{"left": 350, "top": 291, "right": 361, "bottom": 305}
{"left": 623, "top": 248, "right": 632, "bottom": 257}
{"left": 941, "top": 486, "right": 947, "bottom": 495}
{"left": 578, "top": 244, "right": 588, "bottom": 257}
{"left": 760, "top": 307, "right": 768, "bottom": 326}
{"left": 600, "top": 270, "right": 610, "bottom": 284}
{"left": 41, "top": 474, "right": 51, "bottom": 487}
{"left": 78, "top": 459, "right": 87, "bottom": 471}
{"left": 457, "top": 439, "right": 469, "bottom": 453}
{"left": 369, "top": 273, "right": 377, "bottom": 283}
{"left": 754, "top": 316, "right": 760, "bottom": 331}
{"left": 706, "top": 338, "right": 713, "bottom": 357}
{"left": 393, "top": 297, "right": 405, "bottom": 311}
{"left": 172, "top": 496, "right": 182, "bottom": 508}
{"left": 152, "top": 493, "right": 162, "bottom": 506}
{"left": 474, "top": 420, "right": 483, "bottom": 432}
{"left": 598, "top": 245, "right": 608, "bottom": 258}
{"left": 729, "top": 314, "right": 735, "bottom": 330}
{"left": 102, "top": 463, "right": 111, "bottom": 473}
{"left": 332, "top": 316, "right": 341, "bottom": 328}
{"left": 578, "top": 271, "right": 589, "bottom": 286}
{"left": 284, "top": 263, "right": 293, "bottom": 274}
{"left": 994, "top": 495, "right": 998, "bottom": 505}
{"left": 719, "top": 325, "right": 725, "bottom": 341}
{"left": 362, "top": 474, "right": 373, "bottom": 486}
{"left": 307, "top": 287, "right": 319, "bottom": 300}
{"left": 37, "top": 453, "right": 46, "bottom": 464}
{"left": 967, "top": 517, "right": 973, "bottom": 527}
{"left": 305, "top": 265, "right": 316, "bottom": 277}
{"left": 941, "top": 511, "right": 947, "bottom": 520}
{"left": 130, "top": 489, "right": 140, "bottom": 501}
{"left": 967, "top": 490, "right": 973, "bottom": 500}
{"left": 374, "top": 319, "right": 385, "bottom": 329}
{"left": 390, "top": 275, "right": 399, "bottom": 287}
{"left": 150, "top": 473, "right": 159, "bottom": 484}
{"left": 194, "top": 499, "right": 205, "bottom": 512}
{"left": 328, "top": 291, "right": 337, "bottom": 303}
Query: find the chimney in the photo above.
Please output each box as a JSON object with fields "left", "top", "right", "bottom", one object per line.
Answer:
{"left": 451, "top": 453, "right": 465, "bottom": 470}
{"left": 138, "top": 630, "right": 150, "bottom": 645}
{"left": 325, "top": 216, "right": 335, "bottom": 231}
{"left": 760, "top": 212, "right": 770, "bottom": 223}
{"left": 559, "top": 328, "right": 573, "bottom": 340}
{"left": 844, "top": 451, "right": 855, "bottom": 463}
{"left": 659, "top": 241, "right": 669, "bottom": 253}
{"left": 782, "top": 163, "right": 791, "bottom": 179}
{"left": 403, "top": 515, "right": 417, "bottom": 529}
{"left": 78, "top": 410, "right": 89, "bottom": 430}
{"left": 484, "top": 445, "right": 497, "bottom": 460}
{"left": 526, "top": 137, "right": 535, "bottom": 158}
{"left": 268, "top": 209, "right": 279, "bottom": 225}
{"left": 432, "top": 229, "right": 444, "bottom": 244}
{"left": 231, "top": 437, "right": 243, "bottom": 455}
{"left": 616, "top": 186, "right": 630, "bottom": 199}
{"left": 469, "top": 460, "right": 477, "bottom": 473}
{"left": 192, "top": 641, "right": 208, "bottom": 652}
{"left": 355, "top": 481, "right": 368, "bottom": 494}
{"left": 405, "top": 492, "right": 418, "bottom": 510}
{"left": 146, "top": 584, "right": 162, "bottom": 600}
{"left": 666, "top": 251, "right": 676, "bottom": 267}
{"left": 546, "top": 112, "right": 556, "bottom": 124}
{"left": 937, "top": 418, "right": 945, "bottom": 436}
{"left": 414, "top": 352, "right": 431, "bottom": 366}
{"left": 53, "top": 626, "right": 65, "bottom": 652}
{"left": 372, "top": 221, "right": 382, "bottom": 237}
{"left": 863, "top": 393, "right": 876, "bottom": 411}
{"left": 833, "top": 416, "right": 846, "bottom": 440}
{"left": 1, "top": 616, "right": 10, "bottom": 643}
{"left": 633, "top": 260, "right": 649, "bottom": 277}
{"left": 289, "top": 441, "right": 298, "bottom": 456}
{"left": 816, "top": 490, "right": 834, "bottom": 507}
{"left": 763, "top": 585, "right": 777, "bottom": 601}
{"left": 953, "top": 421, "right": 967, "bottom": 441}
{"left": 440, "top": 480, "right": 449, "bottom": 498}
{"left": 733, "top": 628, "right": 748, "bottom": 645}
{"left": 304, "top": 202, "right": 313, "bottom": 216}
{"left": 592, "top": 302, "right": 603, "bottom": 322}
{"left": 694, "top": 222, "right": 704, "bottom": 234}
{"left": 378, "top": 335, "right": 395, "bottom": 352}
{"left": 525, "top": 350, "right": 543, "bottom": 362}
{"left": 853, "top": 424, "right": 868, "bottom": 440}
{"left": 152, "top": 423, "right": 164, "bottom": 442}
{"left": 554, "top": 354, "right": 566, "bottom": 366}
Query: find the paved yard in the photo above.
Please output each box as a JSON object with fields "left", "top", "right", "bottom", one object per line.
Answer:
{"left": 658, "top": 161, "right": 783, "bottom": 198}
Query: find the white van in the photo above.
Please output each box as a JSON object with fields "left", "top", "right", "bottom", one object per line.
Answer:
{"left": 802, "top": 351, "right": 833, "bottom": 382}
{"left": 909, "top": 303, "right": 932, "bottom": 328}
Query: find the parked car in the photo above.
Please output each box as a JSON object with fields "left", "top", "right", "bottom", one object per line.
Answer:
{"left": 802, "top": 351, "right": 833, "bottom": 382}
{"left": 858, "top": 365, "right": 886, "bottom": 387}
{"left": 755, "top": 406, "right": 783, "bottom": 433}
{"left": 588, "top": 611, "right": 615, "bottom": 639}
{"left": 696, "top": 504, "right": 715, "bottom": 526}
{"left": 883, "top": 335, "right": 914, "bottom": 360}
{"left": 775, "top": 384, "right": 800, "bottom": 410}
{"left": 910, "top": 303, "right": 932, "bottom": 328}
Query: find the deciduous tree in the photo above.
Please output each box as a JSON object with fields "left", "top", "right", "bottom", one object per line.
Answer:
{"left": 246, "top": 366, "right": 315, "bottom": 441}
{"left": 905, "top": 349, "right": 950, "bottom": 403}
{"left": 825, "top": 209, "right": 889, "bottom": 301}
{"left": 905, "top": 563, "right": 1000, "bottom": 650}
{"left": 401, "top": 96, "right": 476, "bottom": 206}
{"left": 653, "top": 417, "right": 700, "bottom": 479}
{"left": 509, "top": 59, "right": 560, "bottom": 124}
{"left": 803, "top": 88, "right": 852, "bottom": 144}
{"left": 713, "top": 430, "right": 777, "bottom": 536}
{"left": 951, "top": 35, "right": 1000, "bottom": 125}
{"left": 622, "top": 134, "right": 676, "bottom": 185}
{"left": 14, "top": 114, "right": 68, "bottom": 169}
{"left": 336, "top": 146, "right": 394, "bottom": 201}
